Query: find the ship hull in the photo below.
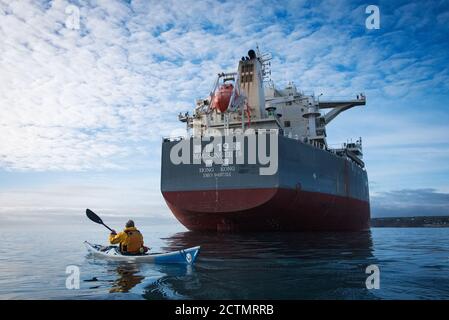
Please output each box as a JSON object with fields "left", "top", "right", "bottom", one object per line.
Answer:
{"left": 161, "top": 134, "right": 370, "bottom": 232}
{"left": 163, "top": 188, "right": 369, "bottom": 231}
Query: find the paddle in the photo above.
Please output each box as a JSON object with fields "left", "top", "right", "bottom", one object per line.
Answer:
{"left": 86, "top": 208, "right": 115, "bottom": 233}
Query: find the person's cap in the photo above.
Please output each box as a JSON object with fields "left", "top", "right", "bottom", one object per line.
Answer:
{"left": 126, "top": 220, "right": 135, "bottom": 228}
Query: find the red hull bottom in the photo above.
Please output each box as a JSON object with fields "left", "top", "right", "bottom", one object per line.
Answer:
{"left": 163, "top": 188, "right": 370, "bottom": 232}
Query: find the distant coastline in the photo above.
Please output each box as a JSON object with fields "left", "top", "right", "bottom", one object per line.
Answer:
{"left": 371, "top": 216, "right": 449, "bottom": 227}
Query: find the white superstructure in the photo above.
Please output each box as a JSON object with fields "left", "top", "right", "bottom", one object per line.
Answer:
{"left": 178, "top": 49, "right": 367, "bottom": 166}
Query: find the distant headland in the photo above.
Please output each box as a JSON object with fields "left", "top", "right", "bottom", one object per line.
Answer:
{"left": 371, "top": 216, "right": 449, "bottom": 227}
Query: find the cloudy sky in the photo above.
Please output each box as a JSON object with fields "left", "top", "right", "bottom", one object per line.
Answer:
{"left": 0, "top": 0, "right": 448, "bottom": 222}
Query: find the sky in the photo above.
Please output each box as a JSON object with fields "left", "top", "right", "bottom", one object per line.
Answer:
{"left": 0, "top": 0, "right": 449, "bottom": 222}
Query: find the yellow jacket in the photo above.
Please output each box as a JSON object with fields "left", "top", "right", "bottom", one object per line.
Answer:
{"left": 109, "top": 227, "right": 144, "bottom": 254}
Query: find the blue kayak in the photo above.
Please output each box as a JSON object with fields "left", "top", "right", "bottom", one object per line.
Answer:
{"left": 84, "top": 241, "right": 200, "bottom": 265}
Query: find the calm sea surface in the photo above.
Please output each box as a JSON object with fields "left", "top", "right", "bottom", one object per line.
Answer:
{"left": 0, "top": 219, "right": 448, "bottom": 300}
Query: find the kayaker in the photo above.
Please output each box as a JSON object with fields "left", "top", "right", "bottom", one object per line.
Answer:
{"left": 109, "top": 220, "right": 147, "bottom": 255}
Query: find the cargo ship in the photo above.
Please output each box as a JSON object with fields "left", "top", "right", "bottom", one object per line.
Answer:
{"left": 161, "top": 49, "right": 370, "bottom": 231}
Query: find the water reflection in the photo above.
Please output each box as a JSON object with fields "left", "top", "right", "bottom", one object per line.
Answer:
{"left": 143, "top": 230, "right": 379, "bottom": 299}
{"left": 87, "top": 231, "right": 379, "bottom": 299}
{"left": 141, "top": 264, "right": 195, "bottom": 300}
{"left": 162, "top": 230, "right": 375, "bottom": 260}
{"left": 109, "top": 264, "right": 145, "bottom": 293}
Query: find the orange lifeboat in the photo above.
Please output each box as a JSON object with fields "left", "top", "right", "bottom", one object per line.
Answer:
{"left": 212, "top": 83, "right": 236, "bottom": 113}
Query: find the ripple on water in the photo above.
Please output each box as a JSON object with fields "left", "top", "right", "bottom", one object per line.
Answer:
{"left": 0, "top": 224, "right": 448, "bottom": 299}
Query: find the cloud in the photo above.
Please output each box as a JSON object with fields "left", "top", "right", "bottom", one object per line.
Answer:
{"left": 1, "top": 0, "right": 448, "bottom": 172}
{"left": 0, "top": 173, "right": 169, "bottom": 217}
{"left": 0, "top": 0, "right": 448, "bottom": 221}
{"left": 0, "top": 0, "right": 202, "bottom": 171}
{"left": 371, "top": 188, "right": 449, "bottom": 217}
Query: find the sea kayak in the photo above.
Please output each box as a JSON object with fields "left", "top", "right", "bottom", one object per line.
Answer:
{"left": 84, "top": 241, "right": 200, "bottom": 264}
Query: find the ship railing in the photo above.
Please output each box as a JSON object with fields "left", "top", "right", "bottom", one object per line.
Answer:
{"left": 309, "top": 140, "right": 326, "bottom": 150}
{"left": 284, "top": 132, "right": 302, "bottom": 140}
{"left": 163, "top": 129, "right": 281, "bottom": 142}
{"left": 162, "top": 136, "right": 186, "bottom": 142}
{"left": 283, "top": 132, "right": 328, "bottom": 150}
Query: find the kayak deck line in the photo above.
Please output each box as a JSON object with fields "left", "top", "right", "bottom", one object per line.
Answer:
{"left": 84, "top": 241, "right": 200, "bottom": 265}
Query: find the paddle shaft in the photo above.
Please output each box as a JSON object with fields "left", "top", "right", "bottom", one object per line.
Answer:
{"left": 101, "top": 222, "right": 115, "bottom": 233}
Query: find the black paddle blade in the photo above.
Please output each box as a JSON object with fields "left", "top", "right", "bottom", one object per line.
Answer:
{"left": 86, "top": 208, "right": 103, "bottom": 224}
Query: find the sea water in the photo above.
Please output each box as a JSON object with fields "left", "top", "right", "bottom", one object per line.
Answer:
{"left": 0, "top": 217, "right": 448, "bottom": 299}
